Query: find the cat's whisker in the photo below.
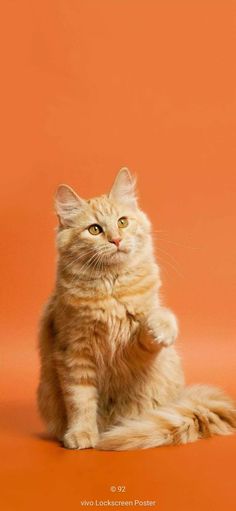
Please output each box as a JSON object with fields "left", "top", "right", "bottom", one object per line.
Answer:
{"left": 152, "top": 230, "right": 169, "bottom": 234}
{"left": 90, "top": 253, "right": 105, "bottom": 280}
{"left": 74, "top": 247, "right": 111, "bottom": 279}
{"left": 156, "top": 254, "right": 184, "bottom": 278}
{"left": 155, "top": 246, "right": 183, "bottom": 271}
{"left": 64, "top": 245, "right": 110, "bottom": 273}
{"left": 74, "top": 252, "right": 101, "bottom": 278}
{"left": 60, "top": 248, "right": 113, "bottom": 292}
{"left": 153, "top": 255, "right": 170, "bottom": 277}
{"left": 61, "top": 252, "right": 102, "bottom": 290}
{"left": 152, "top": 233, "right": 200, "bottom": 250}
{"left": 62, "top": 247, "right": 99, "bottom": 271}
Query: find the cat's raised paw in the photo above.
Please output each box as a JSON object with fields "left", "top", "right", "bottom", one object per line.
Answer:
{"left": 154, "top": 327, "right": 177, "bottom": 347}
{"left": 63, "top": 428, "right": 99, "bottom": 450}
{"left": 150, "top": 308, "right": 178, "bottom": 348}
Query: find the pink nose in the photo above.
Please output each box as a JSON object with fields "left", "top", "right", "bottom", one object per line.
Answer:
{"left": 109, "top": 238, "right": 121, "bottom": 247}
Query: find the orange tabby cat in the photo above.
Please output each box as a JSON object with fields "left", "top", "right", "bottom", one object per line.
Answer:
{"left": 37, "top": 168, "right": 236, "bottom": 450}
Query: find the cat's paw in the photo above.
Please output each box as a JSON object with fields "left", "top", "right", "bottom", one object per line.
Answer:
{"left": 153, "top": 324, "right": 177, "bottom": 347}
{"left": 149, "top": 308, "right": 178, "bottom": 348}
{"left": 63, "top": 426, "right": 99, "bottom": 450}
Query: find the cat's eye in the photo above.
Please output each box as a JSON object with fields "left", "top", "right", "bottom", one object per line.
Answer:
{"left": 88, "top": 224, "right": 103, "bottom": 235}
{"left": 118, "top": 217, "right": 128, "bottom": 228}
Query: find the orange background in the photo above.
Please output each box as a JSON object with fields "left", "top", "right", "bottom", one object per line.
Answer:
{"left": 1, "top": 1, "right": 236, "bottom": 510}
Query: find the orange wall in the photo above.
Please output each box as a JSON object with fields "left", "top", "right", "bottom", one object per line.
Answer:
{"left": 0, "top": 2, "right": 236, "bottom": 510}
{"left": 1, "top": 0, "right": 236, "bottom": 372}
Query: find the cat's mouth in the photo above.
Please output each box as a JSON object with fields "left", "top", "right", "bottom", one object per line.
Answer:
{"left": 113, "top": 246, "right": 129, "bottom": 254}
{"left": 108, "top": 246, "right": 129, "bottom": 261}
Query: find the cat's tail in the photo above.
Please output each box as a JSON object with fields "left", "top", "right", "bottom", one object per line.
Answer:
{"left": 96, "top": 385, "right": 236, "bottom": 451}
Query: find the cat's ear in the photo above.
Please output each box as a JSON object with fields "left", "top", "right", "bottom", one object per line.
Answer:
{"left": 109, "top": 167, "right": 137, "bottom": 208}
{"left": 55, "top": 184, "right": 86, "bottom": 227}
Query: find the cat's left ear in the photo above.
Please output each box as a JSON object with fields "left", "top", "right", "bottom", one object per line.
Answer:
{"left": 109, "top": 167, "right": 137, "bottom": 209}
{"left": 55, "top": 184, "right": 86, "bottom": 227}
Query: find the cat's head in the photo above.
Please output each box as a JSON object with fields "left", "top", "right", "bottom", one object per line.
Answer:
{"left": 55, "top": 168, "right": 152, "bottom": 275}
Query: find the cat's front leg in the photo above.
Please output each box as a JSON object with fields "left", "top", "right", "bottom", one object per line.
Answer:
{"left": 54, "top": 346, "right": 99, "bottom": 450}
{"left": 143, "top": 306, "right": 178, "bottom": 350}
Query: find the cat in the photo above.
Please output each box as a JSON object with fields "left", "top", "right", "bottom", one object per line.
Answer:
{"left": 37, "top": 167, "right": 236, "bottom": 450}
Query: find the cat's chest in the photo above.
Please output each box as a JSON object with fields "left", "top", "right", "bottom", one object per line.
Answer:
{"left": 92, "top": 294, "right": 140, "bottom": 343}
{"left": 93, "top": 302, "right": 140, "bottom": 367}
{"left": 89, "top": 275, "right": 145, "bottom": 326}
{"left": 95, "top": 279, "right": 146, "bottom": 358}
{"left": 67, "top": 273, "right": 151, "bottom": 347}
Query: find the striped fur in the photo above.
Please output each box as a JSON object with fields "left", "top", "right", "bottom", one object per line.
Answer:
{"left": 37, "top": 168, "right": 236, "bottom": 450}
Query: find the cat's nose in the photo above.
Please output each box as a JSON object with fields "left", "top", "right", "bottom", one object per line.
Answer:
{"left": 109, "top": 237, "right": 121, "bottom": 247}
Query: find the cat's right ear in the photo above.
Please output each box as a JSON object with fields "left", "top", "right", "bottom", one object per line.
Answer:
{"left": 109, "top": 167, "right": 137, "bottom": 208}
{"left": 55, "top": 184, "right": 86, "bottom": 227}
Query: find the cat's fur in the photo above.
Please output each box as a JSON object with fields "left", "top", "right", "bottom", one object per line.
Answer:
{"left": 37, "top": 168, "right": 236, "bottom": 450}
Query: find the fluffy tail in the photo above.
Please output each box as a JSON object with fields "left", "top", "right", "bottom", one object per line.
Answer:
{"left": 97, "top": 385, "right": 236, "bottom": 451}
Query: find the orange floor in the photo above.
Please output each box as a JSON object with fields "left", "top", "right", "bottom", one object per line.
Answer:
{"left": 1, "top": 327, "right": 236, "bottom": 511}
{"left": 1, "top": 1, "right": 236, "bottom": 509}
